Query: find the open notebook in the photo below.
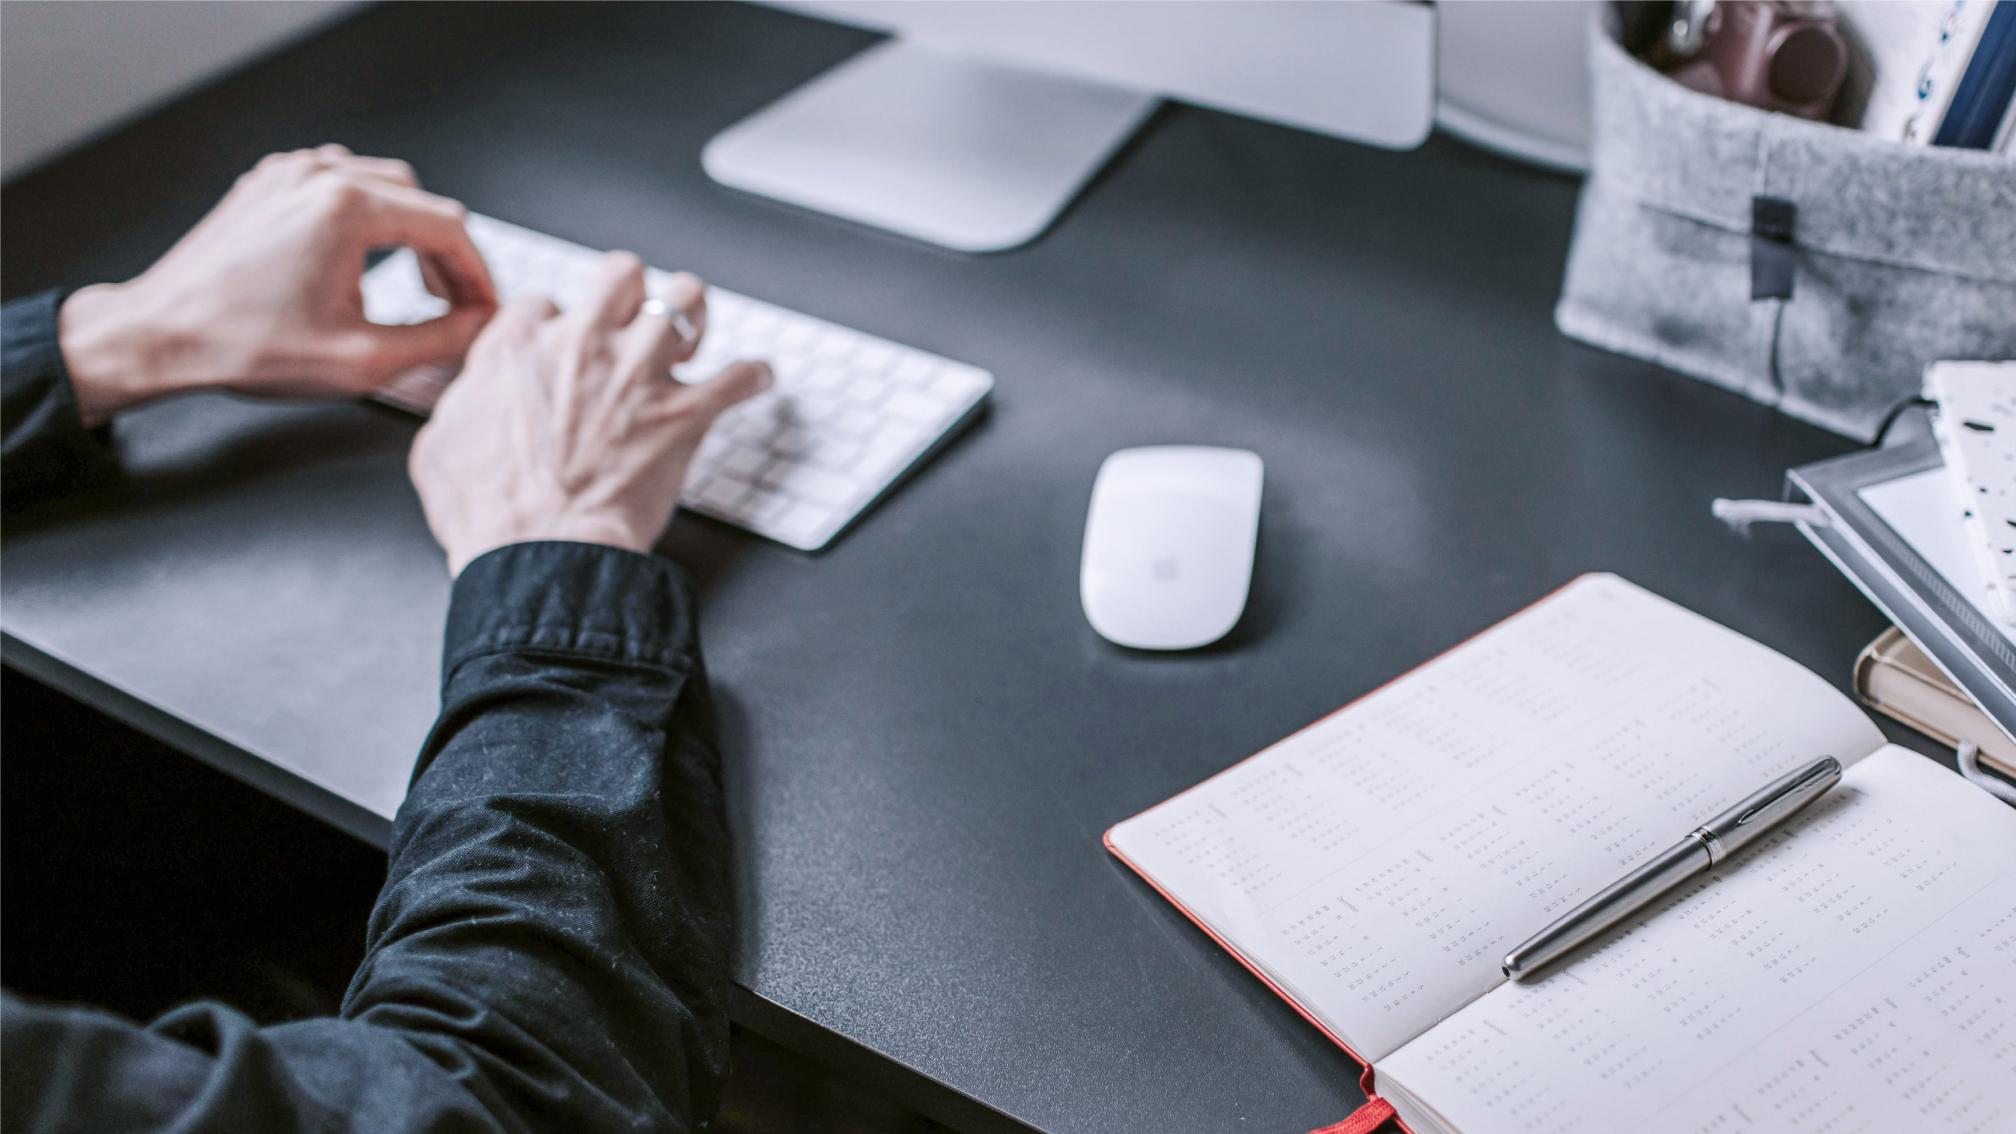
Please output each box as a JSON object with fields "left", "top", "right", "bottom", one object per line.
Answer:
{"left": 1106, "top": 574, "right": 2016, "bottom": 1134}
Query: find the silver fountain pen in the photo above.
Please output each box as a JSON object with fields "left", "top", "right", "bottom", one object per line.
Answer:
{"left": 1502, "top": 756, "right": 1843, "bottom": 981}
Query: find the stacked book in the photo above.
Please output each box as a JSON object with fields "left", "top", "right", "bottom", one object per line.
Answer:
{"left": 1790, "top": 360, "right": 2016, "bottom": 795}
{"left": 1859, "top": 626, "right": 2016, "bottom": 780}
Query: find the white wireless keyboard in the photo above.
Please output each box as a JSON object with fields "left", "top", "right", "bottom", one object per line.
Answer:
{"left": 361, "top": 214, "right": 993, "bottom": 551}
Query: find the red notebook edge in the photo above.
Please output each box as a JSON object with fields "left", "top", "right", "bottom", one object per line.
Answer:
{"left": 1101, "top": 831, "right": 1404, "bottom": 1134}
{"left": 1100, "top": 572, "right": 1607, "bottom": 1134}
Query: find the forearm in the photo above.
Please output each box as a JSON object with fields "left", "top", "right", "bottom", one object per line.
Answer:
{"left": 0, "top": 542, "right": 736, "bottom": 1133}
{"left": 344, "top": 541, "right": 735, "bottom": 1129}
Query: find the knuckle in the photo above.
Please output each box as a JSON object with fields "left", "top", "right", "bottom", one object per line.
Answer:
{"left": 336, "top": 331, "right": 387, "bottom": 368}
{"left": 505, "top": 294, "right": 556, "bottom": 320}
{"left": 252, "top": 152, "right": 300, "bottom": 180}
{"left": 326, "top": 177, "right": 370, "bottom": 214}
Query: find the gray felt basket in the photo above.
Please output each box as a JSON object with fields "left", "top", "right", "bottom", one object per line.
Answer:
{"left": 1556, "top": 25, "right": 2016, "bottom": 442}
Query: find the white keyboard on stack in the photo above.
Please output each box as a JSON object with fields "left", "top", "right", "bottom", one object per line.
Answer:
{"left": 361, "top": 214, "right": 993, "bottom": 551}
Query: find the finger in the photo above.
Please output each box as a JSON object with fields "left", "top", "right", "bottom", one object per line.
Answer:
{"left": 579, "top": 251, "right": 647, "bottom": 328}
{"left": 493, "top": 293, "right": 561, "bottom": 331}
{"left": 647, "top": 271, "right": 707, "bottom": 363}
{"left": 348, "top": 180, "right": 497, "bottom": 307}
{"left": 323, "top": 157, "right": 439, "bottom": 295}
{"left": 620, "top": 309, "right": 685, "bottom": 382}
{"left": 247, "top": 147, "right": 330, "bottom": 187}
{"left": 673, "top": 360, "right": 773, "bottom": 425}
{"left": 352, "top": 305, "right": 494, "bottom": 387}
{"left": 302, "top": 144, "right": 355, "bottom": 179}
{"left": 429, "top": 297, "right": 551, "bottom": 409}
{"left": 419, "top": 255, "right": 453, "bottom": 302}
{"left": 337, "top": 154, "right": 419, "bottom": 189}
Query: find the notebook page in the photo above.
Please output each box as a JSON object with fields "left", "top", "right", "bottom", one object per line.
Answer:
{"left": 1108, "top": 574, "right": 1883, "bottom": 1061}
{"left": 1375, "top": 747, "right": 2016, "bottom": 1134}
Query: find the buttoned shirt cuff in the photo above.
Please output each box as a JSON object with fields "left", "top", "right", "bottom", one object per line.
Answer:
{"left": 4, "top": 289, "right": 78, "bottom": 404}
{"left": 442, "top": 541, "right": 700, "bottom": 685}
{"left": 2, "top": 289, "right": 114, "bottom": 506}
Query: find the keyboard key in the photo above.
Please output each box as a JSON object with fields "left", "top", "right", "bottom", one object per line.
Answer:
{"left": 809, "top": 326, "right": 857, "bottom": 361}
{"left": 735, "top": 306, "right": 781, "bottom": 339}
{"left": 740, "top": 486, "right": 794, "bottom": 524}
{"left": 722, "top": 409, "right": 771, "bottom": 443}
{"left": 802, "top": 365, "right": 847, "bottom": 394}
{"left": 831, "top": 407, "right": 880, "bottom": 436}
{"left": 719, "top": 446, "right": 769, "bottom": 480}
{"left": 691, "top": 473, "right": 753, "bottom": 512}
{"left": 807, "top": 436, "right": 864, "bottom": 470}
{"left": 788, "top": 393, "right": 841, "bottom": 423}
{"left": 853, "top": 340, "right": 899, "bottom": 371}
{"left": 696, "top": 431, "right": 733, "bottom": 462}
{"left": 775, "top": 502, "right": 831, "bottom": 545}
{"left": 884, "top": 389, "right": 944, "bottom": 422}
{"left": 734, "top": 391, "right": 790, "bottom": 431}
{"left": 932, "top": 362, "right": 991, "bottom": 400}
{"left": 891, "top": 354, "right": 938, "bottom": 386}
{"left": 768, "top": 426, "right": 816, "bottom": 458}
{"left": 859, "top": 424, "right": 918, "bottom": 475}
{"left": 762, "top": 462, "right": 860, "bottom": 508}
{"left": 774, "top": 320, "right": 816, "bottom": 351}
{"left": 839, "top": 376, "right": 888, "bottom": 408}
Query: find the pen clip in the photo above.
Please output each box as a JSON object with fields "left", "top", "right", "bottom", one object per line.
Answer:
{"left": 1695, "top": 757, "right": 1841, "bottom": 865}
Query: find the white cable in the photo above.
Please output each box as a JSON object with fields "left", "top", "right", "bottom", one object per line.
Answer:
{"left": 1956, "top": 740, "right": 2016, "bottom": 806}
{"left": 1710, "top": 498, "right": 1829, "bottom": 536}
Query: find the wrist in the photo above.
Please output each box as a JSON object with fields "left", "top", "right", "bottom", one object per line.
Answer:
{"left": 445, "top": 513, "right": 655, "bottom": 576}
{"left": 58, "top": 281, "right": 199, "bottom": 424}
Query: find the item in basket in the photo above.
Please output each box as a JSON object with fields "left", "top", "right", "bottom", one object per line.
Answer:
{"left": 1656, "top": 0, "right": 1850, "bottom": 120}
{"left": 1926, "top": 360, "right": 2016, "bottom": 625}
{"left": 1931, "top": 0, "right": 2016, "bottom": 148}
{"left": 1846, "top": 0, "right": 2004, "bottom": 144}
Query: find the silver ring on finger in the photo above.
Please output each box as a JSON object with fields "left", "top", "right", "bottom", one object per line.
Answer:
{"left": 639, "top": 298, "right": 700, "bottom": 346}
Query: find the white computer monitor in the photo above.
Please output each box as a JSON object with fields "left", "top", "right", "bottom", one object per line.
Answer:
{"left": 703, "top": 1, "right": 1437, "bottom": 253}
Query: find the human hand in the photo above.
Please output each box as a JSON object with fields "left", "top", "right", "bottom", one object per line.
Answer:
{"left": 409, "top": 252, "right": 772, "bottom": 575}
{"left": 57, "top": 145, "right": 496, "bottom": 424}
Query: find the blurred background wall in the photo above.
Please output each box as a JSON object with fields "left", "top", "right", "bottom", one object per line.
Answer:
{"left": 0, "top": 0, "right": 360, "bottom": 181}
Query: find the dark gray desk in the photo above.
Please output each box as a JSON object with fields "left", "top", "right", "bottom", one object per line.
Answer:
{"left": 1, "top": 4, "right": 1902, "bottom": 1131}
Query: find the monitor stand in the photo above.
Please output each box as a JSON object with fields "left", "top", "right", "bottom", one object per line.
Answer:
{"left": 702, "top": 41, "right": 1158, "bottom": 253}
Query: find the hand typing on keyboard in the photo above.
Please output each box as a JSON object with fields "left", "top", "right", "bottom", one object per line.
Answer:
{"left": 409, "top": 251, "right": 772, "bottom": 575}
{"left": 57, "top": 145, "right": 497, "bottom": 426}
{"left": 367, "top": 214, "right": 995, "bottom": 550}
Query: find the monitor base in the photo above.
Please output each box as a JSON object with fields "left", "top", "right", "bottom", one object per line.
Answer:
{"left": 702, "top": 40, "right": 1157, "bottom": 253}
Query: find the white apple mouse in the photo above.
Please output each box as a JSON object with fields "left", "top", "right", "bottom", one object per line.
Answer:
{"left": 1079, "top": 446, "right": 1263, "bottom": 650}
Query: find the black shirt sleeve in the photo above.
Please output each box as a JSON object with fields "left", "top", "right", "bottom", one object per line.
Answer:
{"left": 1, "top": 541, "right": 736, "bottom": 1133}
{"left": 2, "top": 289, "right": 113, "bottom": 509}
